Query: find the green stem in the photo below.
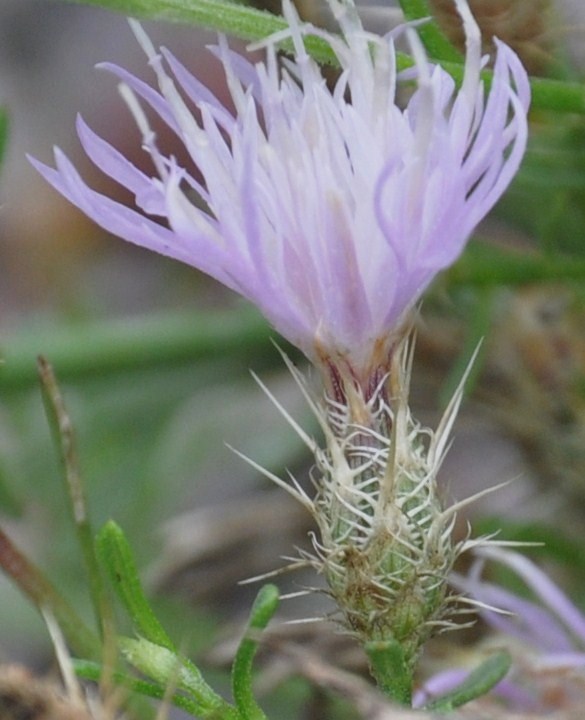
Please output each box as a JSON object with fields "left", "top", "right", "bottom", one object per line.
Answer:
{"left": 62, "top": 0, "right": 298, "bottom": 44}
{"left": 37, "top": 357, "right": 113, "bottom": 641}
{"left": 365, "top": 640, "right": 413, "bottom": 706}
{"left": 440, "top": 60, "right": 585, "bottom": 116}
{"left": 96, "top": 520, "right": 174, "bottom": 651}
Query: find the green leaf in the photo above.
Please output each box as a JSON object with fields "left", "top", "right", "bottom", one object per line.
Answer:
{"left": 424, "top": 651, "right": 511, "bottom": 711}
{"left": 96, "top": 520, "right": 174, "bottom": 650}
{"left": 398, "top": 0, "right": 462, "bottom": 62}
{"left": 0, "top": 460, "right": 23, "bottom": 517}
{"left": 95, "top": 521, "right": 230, "bottom": 716}
{"left": 231, "top": 584, "right": 279, "bottom": 720}
{"left": 364, "top": 639, "right": 412, "bottom": 706}
{"left": 119, "top": 637, "right": 235, "bottom": 717}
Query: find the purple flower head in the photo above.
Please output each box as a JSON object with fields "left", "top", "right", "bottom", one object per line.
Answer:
{"left": 32, "top": 0, "right": 529, "bottom": 380}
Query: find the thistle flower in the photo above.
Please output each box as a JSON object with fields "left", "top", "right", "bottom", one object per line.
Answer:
{"left": 32, "top": 0, "right": 529, "bottom": 387}
{"left": 32, "top": 0, "right": 531, "bottom": 701}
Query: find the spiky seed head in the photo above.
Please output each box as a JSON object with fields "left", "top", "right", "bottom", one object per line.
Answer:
{"left": 244, "top": 337, "right": 487, "bottom": 672}
{"left": 308, "top": 338, "right": 469, "bottom": 667}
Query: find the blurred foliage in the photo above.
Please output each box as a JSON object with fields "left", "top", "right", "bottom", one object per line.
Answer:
{"left": 0, "top": 306, "right": 297, "bottom": 560}
{"left": 499, "top": 118, "right": 585, "bottom": 256}
{"left": 0, "top": 303, "right": 317, "bottom": 669}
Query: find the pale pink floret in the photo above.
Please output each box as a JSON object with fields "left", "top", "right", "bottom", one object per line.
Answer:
{"left": 31, "top": 0, "right": 530, "bottom": 373}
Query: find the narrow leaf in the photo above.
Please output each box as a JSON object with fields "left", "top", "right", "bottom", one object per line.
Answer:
{"left": 96, "top": 520, "right": 174, "bottom": 650}
{"left": 97, "top": 519, "right": 234, "bottom": 716}
{"left": 438, "top": 287, "right": 493, "bottom": 409}
{"left": 447, "top": 242, "right": 585, "bottom": 286}
{"left": 231, "top": 584, "right": 279, "bottom": 720}
{"left": 425, "top": 651, "right": 511, "bottom": 711}
{"left": 119, "top": 637, "right": 233, "bottom": 717}
{"left": 0, "top": 308, "right": 272, "bottom": 392}
{"left": 0, "top": 460, "right": 23, "bottom": 517}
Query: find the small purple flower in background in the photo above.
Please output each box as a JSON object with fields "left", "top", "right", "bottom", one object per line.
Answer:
{"left": 427, "top": 547, "right": 585, "bottom": 712}
{"left": 32, "top": 0, "right": 529, "bottom": 385}
{"left": 463, "top": 547, "right": 585, "bottom": 667}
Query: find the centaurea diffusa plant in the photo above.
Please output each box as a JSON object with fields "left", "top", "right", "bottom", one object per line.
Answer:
{"left": 32, "top": 0, "right": 530, "bottom": 705}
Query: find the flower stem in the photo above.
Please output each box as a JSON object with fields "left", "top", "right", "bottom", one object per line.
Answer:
{"left": 38, "top": 356, "right": 113, "bottom": 642}
{"left": 365, "top": 640, "right": 413, "bottom": 706}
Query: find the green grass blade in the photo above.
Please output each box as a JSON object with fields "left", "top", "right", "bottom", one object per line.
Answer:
{"left": 38, "top": 357, "right": 112, "bottom": 639}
